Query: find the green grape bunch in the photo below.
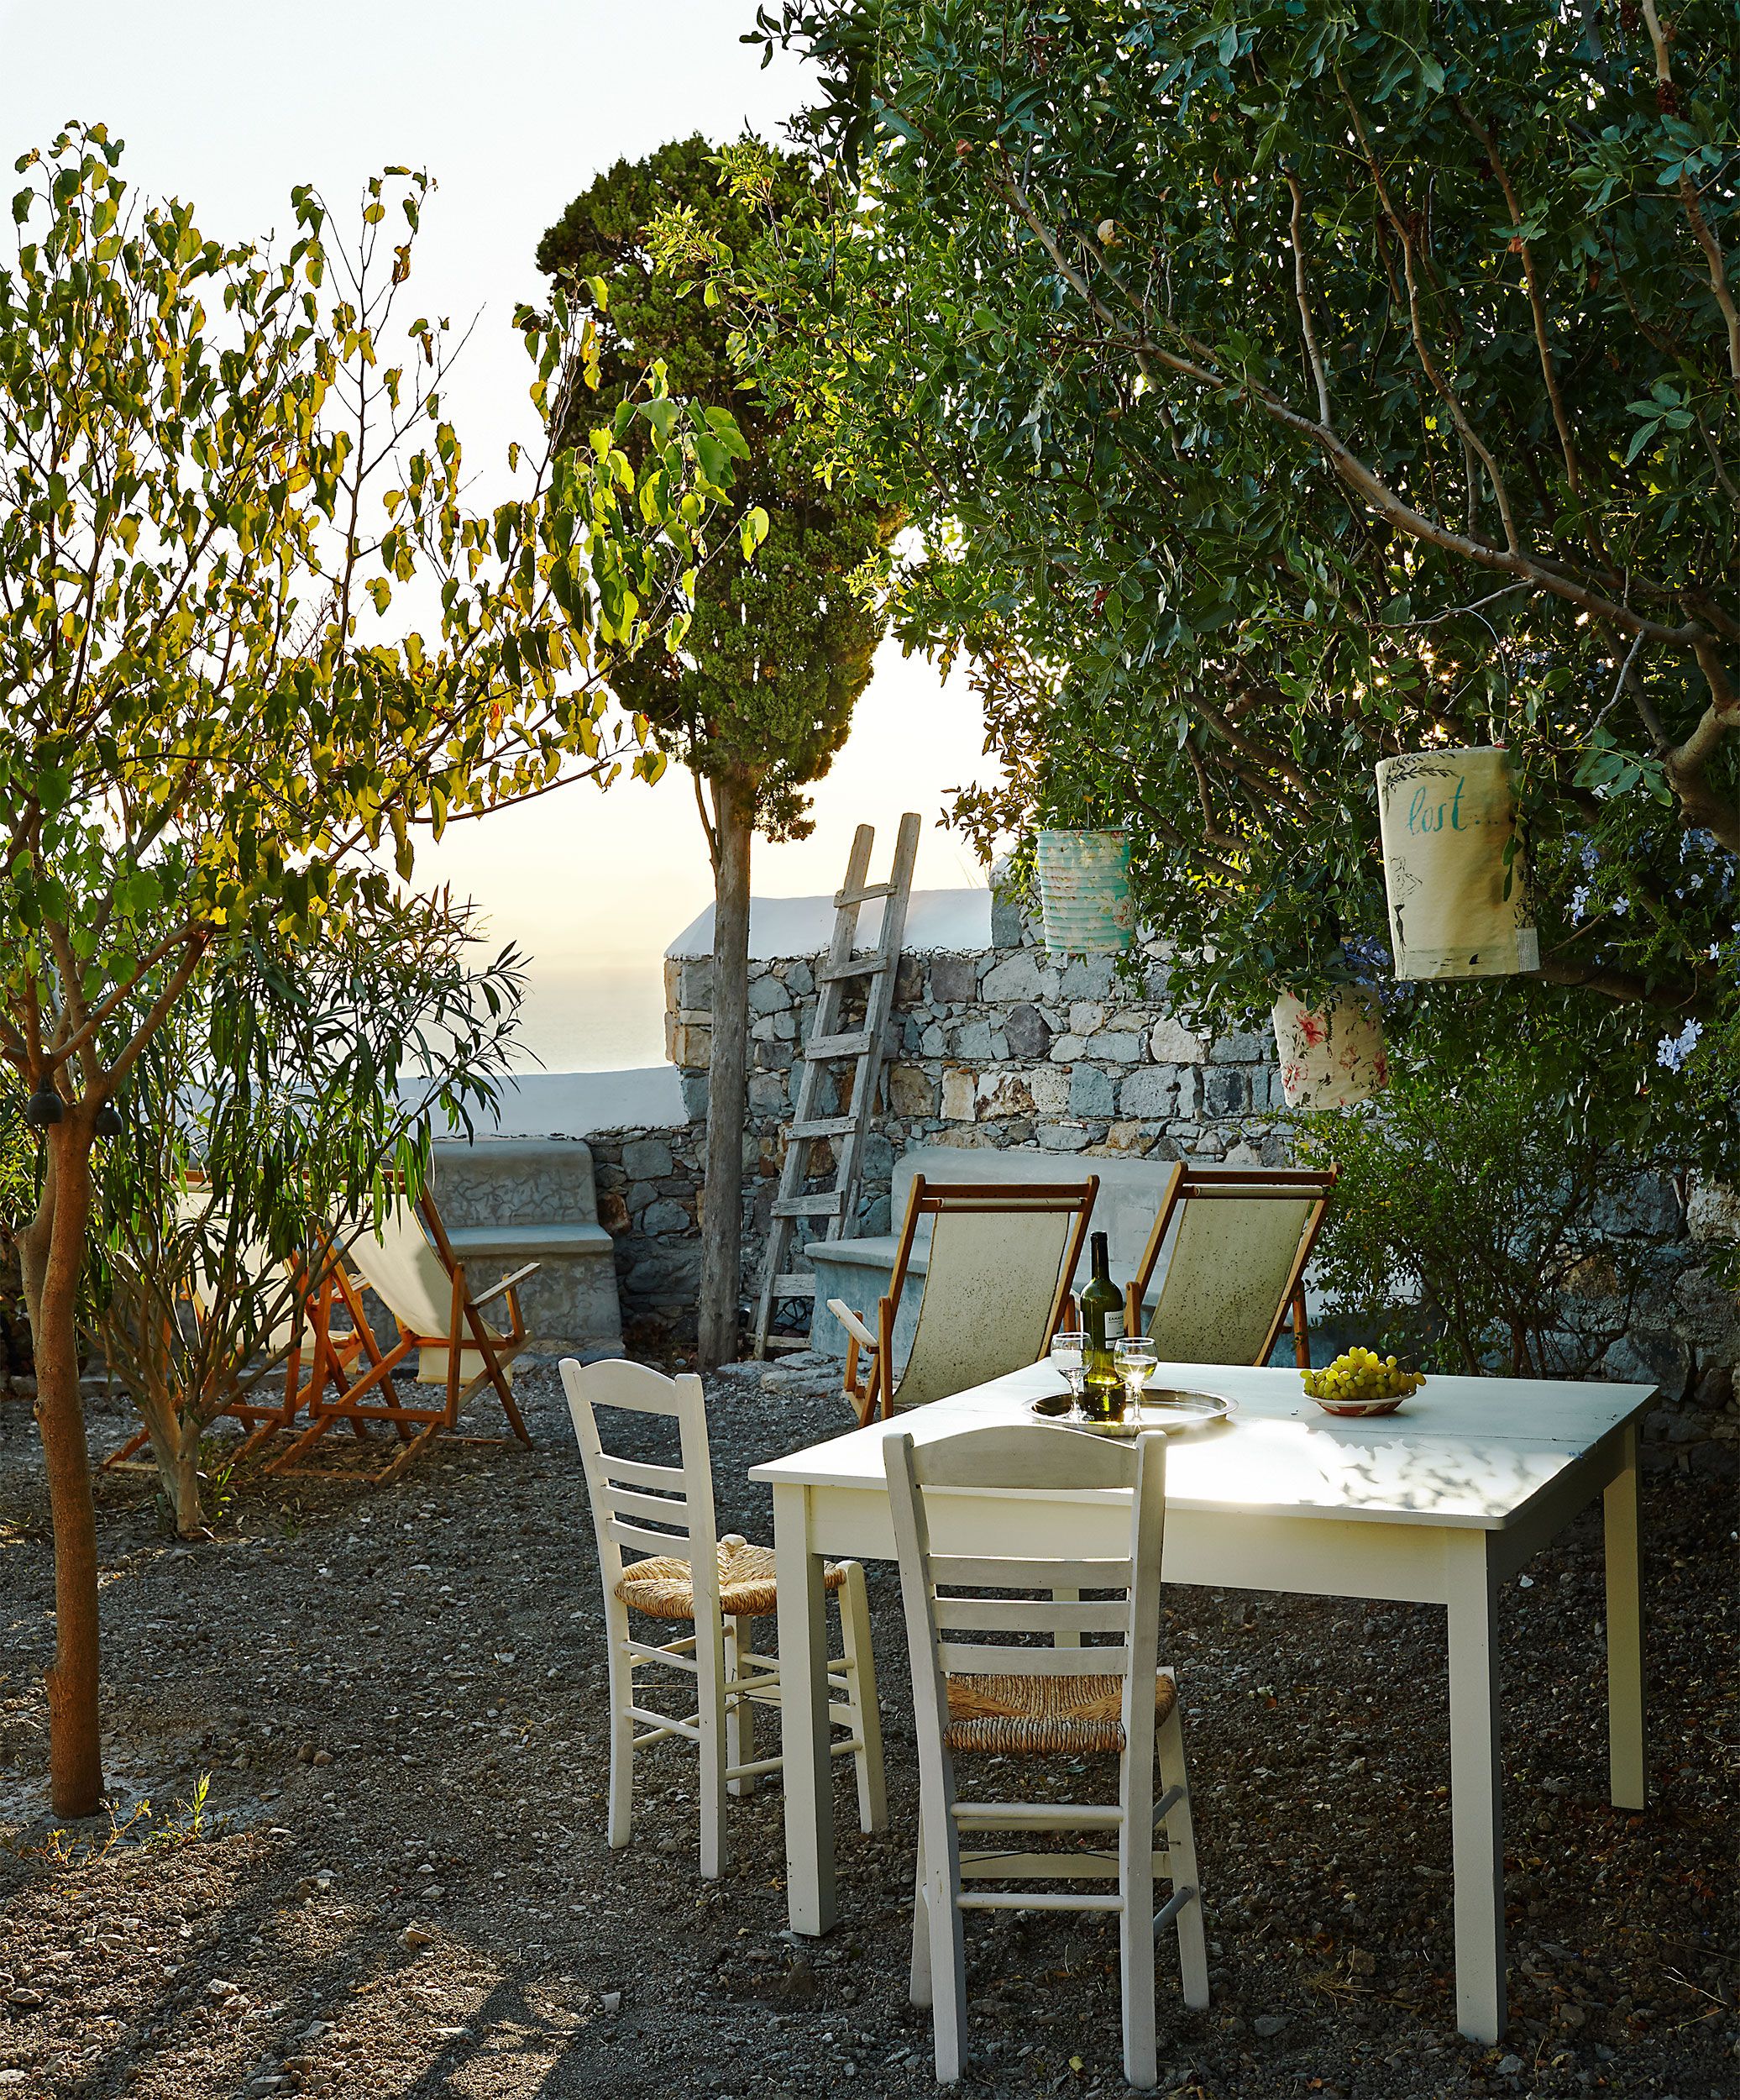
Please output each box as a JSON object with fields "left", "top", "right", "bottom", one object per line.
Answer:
{"left": 1302, "top": 1347, "right": 1426, "bottom": 1406}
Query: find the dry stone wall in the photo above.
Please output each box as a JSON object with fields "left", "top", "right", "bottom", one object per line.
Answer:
{"left": 580, "top": 926, "right": 1737, "bottom": 1474}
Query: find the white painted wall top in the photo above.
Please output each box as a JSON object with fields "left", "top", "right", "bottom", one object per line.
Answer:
{"left": 401, "top": 1065, "right": 685, "bottom": 1142}
{"left": 666, "top": 886, "right": 991, "bottom": 961}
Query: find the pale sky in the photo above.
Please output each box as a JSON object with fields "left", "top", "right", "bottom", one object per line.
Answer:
{"left": 3, "top": 3, "right": 995, "bottom": 1058}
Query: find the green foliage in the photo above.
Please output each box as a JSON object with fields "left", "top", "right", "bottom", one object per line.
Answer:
{"left": 0, "top": 122, "right": 746, "bottom": 1121}
{"left": 1292, "top": 1035, "right": 1664, "bottom": 1379}
{"left": 740, "top": 1, "right": 1740, "bottom": 1165}
{"left": 90, "top": 890, "right": 524, "bottom": 1524}
{"left": 538, "top": 134, "right": 896, "bottom": 835}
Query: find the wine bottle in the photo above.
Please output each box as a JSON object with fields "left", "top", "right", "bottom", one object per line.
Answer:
{"left": 1078, "top": 1231, "right": 1125, "bottom": 1421}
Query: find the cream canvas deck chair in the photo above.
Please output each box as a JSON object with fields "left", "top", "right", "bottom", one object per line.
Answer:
{"left": 265, "top": 1184, "right": 536, "bottom": 1486}
{"left": 886, "top": 1420, "right": 1208, "bottom": 2088}
{"left": 563, "top": 1357, "right": 884, "bottom": 1879}
{"left": 1124, "top": 1164, "right": 1336, "bottom": 1369}
{"left": 102, "top": 1189, "right": 353, "bottom": 1473}
{"left": 827, "top": 1174, "right": 1098, "bottom": 1426}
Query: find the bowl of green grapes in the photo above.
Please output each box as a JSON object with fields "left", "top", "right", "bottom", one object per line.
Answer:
{"left": 1302, "top": 1347, "right": 1425, "bottom": 1417}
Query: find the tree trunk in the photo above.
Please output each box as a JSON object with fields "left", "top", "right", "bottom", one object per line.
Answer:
{"left": 18, "top": 1117, "right": 105, "bottom": 1818}
{"left": 139, "top": 1394, "right": 204, "bottom": 1540}
{"left": 698, "top": 772, "right": 753, "bottom": 1371}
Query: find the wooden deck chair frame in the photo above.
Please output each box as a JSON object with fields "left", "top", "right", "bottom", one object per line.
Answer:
{"left": 264, "top": 1183, "right": 537, "bottom": 1487}
{"left": 886, "top": 1420, "right": 1208, "bottom": 2087}
{"left": 1123, "top": 1163, "right": 1337, "bottom": 1371}
{"left": 831, "top": 1174, "right": 1098, "bottom": 1426}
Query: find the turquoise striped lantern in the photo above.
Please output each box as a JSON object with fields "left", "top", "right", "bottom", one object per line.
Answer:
{"left": 1035, "top": 829, "right": 1136, "bottom": 955}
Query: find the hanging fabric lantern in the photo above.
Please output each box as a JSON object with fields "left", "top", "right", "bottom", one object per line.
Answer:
{"left": 1034, "top": 829, "right": 1136, "bottom": 955}
{"left": 1375, "top": 747, "right": 1538, "bottom": 979}
{"left": 1271, "top": 987, "right": 1389, "bottom": 1110}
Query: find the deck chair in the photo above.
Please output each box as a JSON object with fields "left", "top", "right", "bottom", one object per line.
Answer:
{"left": 102, "top": 1189, "right": 353, "bottom": 1472}
{"left": 827, "top": 1174, "right": 1098, "bottom": 1426}
{"left": 265, "top": 1184, "right": 537, "bottom": 1486}
{"left": 1123, "top": 1164, "right": 1336, "bottom": 1370}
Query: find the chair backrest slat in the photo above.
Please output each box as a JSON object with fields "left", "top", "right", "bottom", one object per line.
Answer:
{"left": 931, "top": 1595, "right": 1128, "bottom": 1635}
{"left": 926, "top": 1551, "right": 1131, "bottom": 1590}
{"left": 938, "top": 1638, "right": 1133, "bottom": 1678}
{"left": 604, "top": 1483, "right": 695, "bottom": 1528}
{"left": 600, "top": 1453, "right": 689, "bottom": 1492}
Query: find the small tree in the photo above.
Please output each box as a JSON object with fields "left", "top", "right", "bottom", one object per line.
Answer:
{"left": 538, "top": 136, "right": 897, "bottom": 1367}
{"left": 0, "top": 125, "right": 746, "bottom": 1814}
{"left": 92, "top": 890, "right": 524, "bottom": 1536}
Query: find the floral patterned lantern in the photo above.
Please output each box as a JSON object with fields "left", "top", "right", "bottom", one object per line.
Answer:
{"left": 1034, "top": 829, "right": 1136, "bottom": 955}
{"left": 1375, "top": 747, "right": 1538, "bottom": 979}
{"left": 1271, "top": 987, "right": 1389, "bottom": 1110}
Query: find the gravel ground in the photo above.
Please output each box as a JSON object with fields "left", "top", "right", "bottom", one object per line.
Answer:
{"left": 0, "top": 1362, "right": 1735, "bottom": 2100}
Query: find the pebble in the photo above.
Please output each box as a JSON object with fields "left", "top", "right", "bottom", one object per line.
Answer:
{"left": 1253, "top": 2012, "right": 1292, "bottom": 2038}
{"left": 1496, "top": 2054, "right": 1524, "bottom": 2076}
{"left": 600, "top": 1991, "right": 622, "bottom": 2014}
{"left": 399, "top": 1925, "right": 434, "bottom": 1950}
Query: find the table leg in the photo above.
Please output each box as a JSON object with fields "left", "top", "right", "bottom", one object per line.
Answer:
{"left": 774, "top": 1481, "right": 836, "bottom": 1935}
{"left": 1445, "top": 1531, "right": 1506, "bottom": 2045}
{"left": 1603, "top": 1424, "right": 1646, "bottom": 1811}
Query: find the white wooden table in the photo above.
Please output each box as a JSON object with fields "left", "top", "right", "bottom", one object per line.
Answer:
{"left": 749, "top": 1360, "right": 1655, "bottom": 2045}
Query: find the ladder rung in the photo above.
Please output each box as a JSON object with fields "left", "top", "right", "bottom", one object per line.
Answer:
{"left": 836, "top": 882, "right": 896, "bottom": 906}
{"left": 773, "top": 1193, "right": 847, "bottom": 1220}
{"left": 817, "top": 952, "right": 889, "bottom": 983}
{"left": 789, "top": 1116, "right": 857, "bottom": 1141}
{"left": 805, "top": 1031, "right": 873, "bottom": 1060}
{"left": 771, "top": 1274, "right": 819, "bottom": 1296}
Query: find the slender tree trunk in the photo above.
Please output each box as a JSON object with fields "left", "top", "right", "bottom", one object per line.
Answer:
{"left": 18, "top": 1117, "right": 105, "bottom": 1817}
{"left": 698, "top": 771, "right": 753, "bottom": 1371}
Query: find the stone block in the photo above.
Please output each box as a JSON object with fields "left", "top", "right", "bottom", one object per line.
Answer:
{"left": 785, "top": 958, "right": 815, "bottom": 997}
{"left": 679, "top": 1070, "right": 709, "bottom": 1124}
{"left": 1119, "top": 1068, "right": 1179, "bottom": 1120}
{"left": 1085, "top": 1028, "right": 1142, "bottom": 1065}
{"left": 1687, "top": 1174, "right": 1740, "bottom": 1242}
{"left": 747, "top": 972, "right": 791, "bottom": 1016}
{"left": 989, "top": 858, "right": 1027, "bottom": 948}
{"left": 1203, "top": 1066, "right": 1250, "bottom": 1116}
{"left": 1049, "top": 1033, "right": 1087, "bottom": 1064}
{"left": 626, "top": 1179, "right": 658, "bottom": 1213}
{"left": 983, "top": 953, "right": 1054, "bottom": 1004}
{"left": 1103, "top": 1121, "right": 1157, "bottom": 1154}
{"left": 598, "top": 1190, "right": 631, "bottom": 1234}
{"left": 941, "top": 1068, "right": 977, "bottom": 1121}
{"left": 887, "top": 1063, "right": 939, "bottom": 1117}
{"left": 1149, "top": 1016, "right": 1208, "bottom": 1064}
{"left": 1174, "top": 1068, "right": 1199, "bottom": 1118}
{"left": 1208, "top": 1029, "right": 1266, "bottom": 1064}
{"left": 1069, "top": 1065, "right": 1117, "bottom": 1118}
{"left": 1028, "top": 1066, "right": 1071, "bottom": 1116}
{"left": 977, "top": 1071, "right": 1035, "bottom": 1120}
{"left": 679, "top": 957, "right": 713, "bottom": 1010}
{"left": 930, "top": 956, "right": 978, "bottom": 1005}
{"left": 1037, "top": 1122, "right": 1092, "bottom": 1152}
{"left": 747, "top": 1071, "right": 789, "bottom": 1115}
{"left": 920, "top": 1022, "right": 947, "bottom": 1057}
{"left": 952, "top": 1018, "right": 996, "bottom": 1060}
{"left": 641, "top": 1199, "right": 692, "bottom": 1236}
{"left": 1004, "top": 1002, "right": 1053, "bottom": 1061}
{"left": 1068, "top": 1001, "right": 1107, "bottom": 1036}
{"left": 663, "top": 956, "right": 682, "bottom": 1013}
{"left": 621, "top": 1137, "right": 673, "bottom": 1181}
{"left": 668, "top": 1021, "right": 711, "bottom": 1069}
{"left": 862, "top": 1131, "right": 895, "bottom": 1186}
{"left": 1060, "top": 956, "right": 1116, "bottom": 999}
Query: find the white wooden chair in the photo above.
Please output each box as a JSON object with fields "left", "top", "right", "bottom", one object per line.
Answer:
{"left": 563, "top": 1356, "right": 886, "bottom": 1878}
{"left": 885, "top": 1420, "right": 1208, "bottom": 2088}
{"left": 827, "top": 1174, "right": 1098, "bottom": 1425}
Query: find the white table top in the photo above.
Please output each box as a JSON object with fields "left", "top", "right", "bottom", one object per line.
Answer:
{"left": 750, "top": 1361, "right": 1658, "bottom": 1531}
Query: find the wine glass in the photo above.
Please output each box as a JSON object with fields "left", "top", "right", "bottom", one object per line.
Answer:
{"left": 1114, "top": 1336, "right": 1158, "bottom": 1424}
{"left": 1049, "top": 1329, "right": 1088, "bottom": 1421}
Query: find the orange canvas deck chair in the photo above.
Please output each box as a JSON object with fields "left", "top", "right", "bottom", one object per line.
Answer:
{"left": 265, "top": 1183, "right": 538, "bottom": 1486}
{"left": 1124, "top": 1164, "right": 1336, "bottom": 1370}
{"left": 827, "top": 1173, "right": 1098, "bottom": 1426}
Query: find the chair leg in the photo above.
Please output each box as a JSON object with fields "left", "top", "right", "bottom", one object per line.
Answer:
{"left": 909, "top": 1826, "right": 932, "bottom": 2008}
{"left": 696, "top": 1608, "right": 729, "bottom": 1881}
{"left": 606, "top": 1627, "right": 636, "bottom": 1852}
{"left": 1120, "top": 1758, "right": 1159, "bottom": 2090}
{"left": 838, "top": 1562, "right": 887, "bottom": 1833}
{"left": 922, "top": 1797, "right": 967, "bottom": 2082}
{"left": 726, "top": 1613, "right": 756, "bottom": 1798}
{"left": 1158, "top": 1698, "right": 1210, "bottom": 2011}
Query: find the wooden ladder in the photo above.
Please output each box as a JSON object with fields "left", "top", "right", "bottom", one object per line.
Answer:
{"left": 752, "top": 812, "right": 922, "bottom": 1357}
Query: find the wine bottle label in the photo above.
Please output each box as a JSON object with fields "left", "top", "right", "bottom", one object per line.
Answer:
{"left": 1106, "top": 1310, "right": 1125, "bottom": 1342}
